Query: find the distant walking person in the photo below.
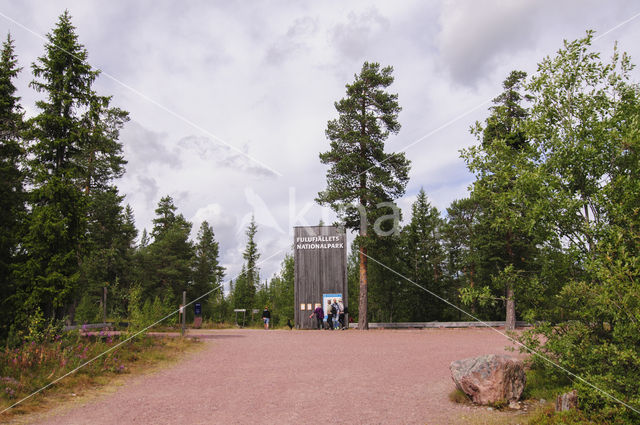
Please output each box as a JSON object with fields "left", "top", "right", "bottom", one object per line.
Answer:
{"left": 262, "top": 307, "right": 271, "bottom": 330}
{"left": 326, "top": 300, "right": 334, "bottom": 330}
{"left": 309, "top": 305, "right": 324, "bottom": 329}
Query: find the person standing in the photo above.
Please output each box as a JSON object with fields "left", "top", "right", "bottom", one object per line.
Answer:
{"left": 331, "top": 299, "right": 340, "bottom": 330}
{"left": 309, "top": 305, "right": 324, "bottom": 329}
{"left": 262, "top": 306, "right": 271, "bottom": 330}
{"left": 326, "top": 300, "right": 334, "bottom": 330}
{"left": 338, "top": 301, "right": 347, "bottom": 330}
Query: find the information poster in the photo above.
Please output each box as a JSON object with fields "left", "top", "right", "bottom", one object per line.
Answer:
{"left": 322, "top": 293, "right": 343, "bottom": 322}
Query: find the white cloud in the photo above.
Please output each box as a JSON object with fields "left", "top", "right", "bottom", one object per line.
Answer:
{"left": 437, "top": 0, "right": 538, "bottom": 86}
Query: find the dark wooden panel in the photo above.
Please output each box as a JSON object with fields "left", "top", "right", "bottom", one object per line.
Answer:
{"left": 294, "top": 226, "right": 348, "bottom": 329}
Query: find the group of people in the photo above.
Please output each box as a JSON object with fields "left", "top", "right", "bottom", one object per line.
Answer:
{"left": 262, "top": 300, "right": 349, "bottom": 330}
{"left": 309, "top": 299, "right": 348, "bottom": 330}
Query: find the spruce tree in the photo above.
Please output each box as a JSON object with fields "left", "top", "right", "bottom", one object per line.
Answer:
{"left": 233, "top": 217, "right": 260, "bottom": 312}
{"left": 18, "top": 11, "right": 128, "bottom": 319}
{"left": 78, "top": 188, "right": 137, "bottom": 319}
{"left": 465, "top": 70, "right": 540, "bottom": 330}
{"left": 317, "top": 62, "right": 410, "bottom": 329}
{"left": 146, "top": 195, "right": 194, "bottom": 302}
{"left": 400, "top": 189, "right": 446, "bottom": 321}
{"left": 0, "top": 33, "right": 25, "bottom": 338}
{"left": 242, "top": 216, "right": 260, "bottom": 291}
{"left": 482, "top": 70, "right": 531, "bottom": 150}
{"left": 192, "top": 220, "right": 225, "bottom": 303}
{"left": 232, "top": 265, "right": 253, "bottom": 311}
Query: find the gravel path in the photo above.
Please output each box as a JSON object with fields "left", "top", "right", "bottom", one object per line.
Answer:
{"left": 28, "top": 328, "right": 521, "bottom": 425}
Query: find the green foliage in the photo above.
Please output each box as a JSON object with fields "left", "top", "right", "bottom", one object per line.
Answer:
{"left": 522, "top": 367, "right": 571, "bottom": 402}
{"left": 232, "top": 266, "right": 254, "bottom": 312}
{"left": 78, "top": 189, "right": 137, "bottom": 321}
{"left": 127, "top": 284, "right": 176, "bottom": 331}
{"left": 448, "top": 388, "right": 470, "bottom": 404}
{"left": 192, "top": 220, "right": 224, "bottom": 300}
{"left": 514, "top": 32, "right": 640, "bottom": 423}
{"left": 482, "top": 70, "right": 532, "bottom": 150}
{"left": 0, "top": 33, "right": 25, "bottom": 341}
{"left": 346, "top": 242, "right": 360, "bottom": 321}
{"left": 4, "top": 308, "right": 65, "bottom": 348}
{"left": 447, "top": 32, "right": 640, "bottom": 422}
{"left": 12, "top": 11, "right": 128, "bottom": 326}
{"left": 74, "top": 292, "right": 101, "bottom": 324}
{"left": 526, "top": 31, "right": 636, "bottom": 254}
{"left": 459, "top": 285, "right": 494, "bottom": 308}
{"left": 366, "top": 231, "right": 405, "bottom": 322}
{"left": 397, "top": 189, "right": 450, "bottom": 321}
{"left": 242, "top": 216, "right": 260, "bottom": 290}
{"left": 462, "top": 69, "right": 553, "bottom": 329}
{"left": 527, "top": 405, "right": 606, "bottom": 425}
{"left": 208, "top": 292, "right": 232, "bottom": 324}
{"left": 138, "top": 195, "right": 194, "bottom": 303}
{"left": 264, "top": 254, "right": 295, "bottom": 327}
{"left": 231, "top": 217, "right": 260, "bottom": 313}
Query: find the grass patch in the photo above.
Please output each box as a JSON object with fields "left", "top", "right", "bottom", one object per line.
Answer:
{"left": 0, "top": 331, "right": 200, "bottom": 420}
{"left": 450, "top": 388, "right": 472, "bottom": 404}
{"left": 526, "top": 405, "right": 602, "bottom": 425}
{"left": 522, "top": 367, "right": 571, "bottom": 402}
{"left": 448, "top": 389, "right": 510, "bottom": 411}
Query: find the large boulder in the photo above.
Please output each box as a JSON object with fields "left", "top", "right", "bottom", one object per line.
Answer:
{"left": 450, "top": 354, "right": 525, "bottom": 405}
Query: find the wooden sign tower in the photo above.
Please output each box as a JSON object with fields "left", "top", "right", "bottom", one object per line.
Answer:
{"left": 293, "top": 225, "right": 348, "bottom": 329}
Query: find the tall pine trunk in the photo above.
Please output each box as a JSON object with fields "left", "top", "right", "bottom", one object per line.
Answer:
{"left": 505, "top": 285, "right": 515, "bottom": 330}
{"left": 505, "top": 231, "right": 516, "bottom": 331}
{"left": 358, "top": 228, "right": 368, "bottom": 330}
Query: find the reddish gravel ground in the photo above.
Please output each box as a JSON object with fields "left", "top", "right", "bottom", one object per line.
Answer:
{"left": 25, "top": 328, "right": 525, "bottom": 425}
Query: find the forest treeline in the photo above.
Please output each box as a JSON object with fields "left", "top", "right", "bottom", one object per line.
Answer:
{"left": 1, "top": 12, "right": 639, "bottom": 421}
{"left": 0, "top": 12, "right": 288, "bottom": 340}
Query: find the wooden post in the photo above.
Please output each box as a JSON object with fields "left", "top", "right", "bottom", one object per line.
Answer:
{"left": 181, "top": 291, "right": 186, "bottom": 337}
{"left": 103, "top": 286, "right": 107, "bottom": 324}
{"left": 556, "top": 390, "right": 578, "bottom": 411}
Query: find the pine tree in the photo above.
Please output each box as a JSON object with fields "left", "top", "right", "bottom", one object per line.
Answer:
{"left": 0, "top": 33, "right": 25, "bottom": 338}
{"left": 317, "top": 62, "right": 410, "bottom": 329}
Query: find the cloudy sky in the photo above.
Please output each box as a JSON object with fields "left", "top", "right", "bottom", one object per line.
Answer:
{"left": 2, "top": 1, "right": 640, "bottom": 287}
